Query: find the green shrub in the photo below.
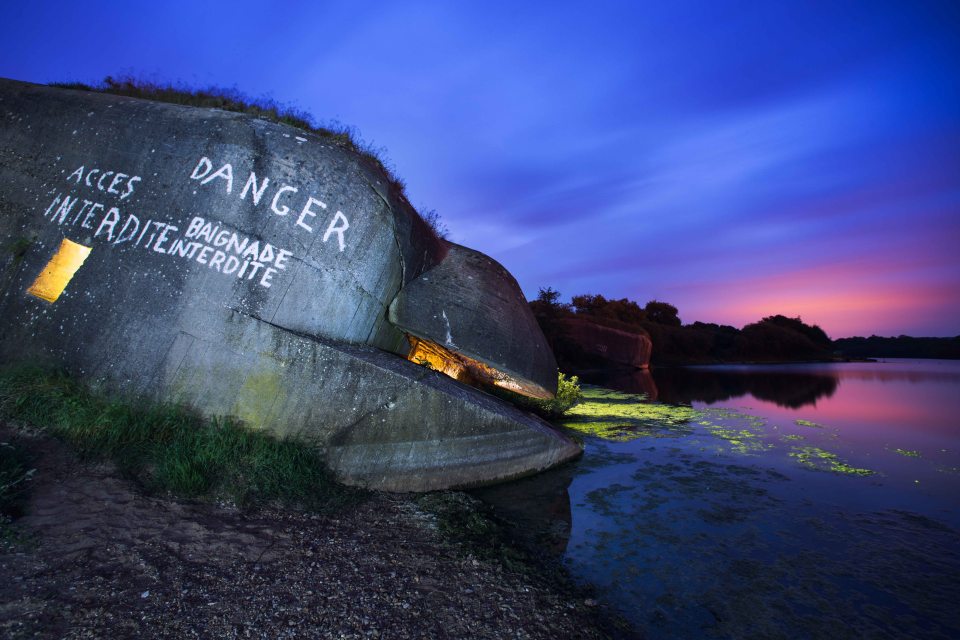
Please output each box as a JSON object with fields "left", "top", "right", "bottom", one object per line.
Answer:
{"left": 495, "top": 372, "right": 583, "bottom": 420}
{"left": 533, "top": 372, "right": 584, "bottom": 418}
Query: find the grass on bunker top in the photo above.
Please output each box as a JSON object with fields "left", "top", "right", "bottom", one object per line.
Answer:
{"left": 48, "top": 76, "right": 446, "bottom": 234}
{"left": 0, "top": 366, "right": 364, "bottom": 512}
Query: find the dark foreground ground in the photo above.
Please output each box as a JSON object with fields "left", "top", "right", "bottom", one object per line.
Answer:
{"left": 0, "top": 424, "right": 622, "bottom": 639}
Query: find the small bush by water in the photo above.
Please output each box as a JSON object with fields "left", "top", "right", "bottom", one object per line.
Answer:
{"left": 0, "top": 367, "right": 364, "bottom": 512}
{"left": 498, "top": 372, "right": 584, "bottom": 420}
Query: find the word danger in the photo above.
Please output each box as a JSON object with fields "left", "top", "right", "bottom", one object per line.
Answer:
{"left": 189, "top": 157, "right": 350, "bottom": 252}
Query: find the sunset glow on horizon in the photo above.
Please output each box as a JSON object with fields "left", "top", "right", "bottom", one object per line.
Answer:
{"left": 1, "top": 1, "right": 957, "bottom": 338}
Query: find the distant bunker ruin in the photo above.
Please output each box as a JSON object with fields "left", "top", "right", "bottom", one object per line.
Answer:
{"left": 0, "top": 78, "right": 580, "bottom": 491}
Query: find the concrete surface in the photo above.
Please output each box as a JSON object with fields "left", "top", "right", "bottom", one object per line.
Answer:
{"left": 0, "top": 78, "right": 579, "bottom": 490}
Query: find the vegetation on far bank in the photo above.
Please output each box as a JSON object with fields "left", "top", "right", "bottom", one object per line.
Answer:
{"left": 0, "top": 366, "right": 364, "bottom": 512}
{"left": 531, "top": 288, "right": 838, "bottom": 367}
{"left": 833, "top": 335, "right": 960, "bottom": 360}
{"left": 532, "top": 288, "right": 958, "bottom": 365}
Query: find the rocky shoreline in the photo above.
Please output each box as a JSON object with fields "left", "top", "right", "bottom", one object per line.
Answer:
{"left": 0, "top": 424, "right": 630, "bottom": 639}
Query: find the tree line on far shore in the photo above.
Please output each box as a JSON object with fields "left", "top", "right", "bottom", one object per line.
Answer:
{"left": 529, "top": 288, "right": 959, "bottom": 365}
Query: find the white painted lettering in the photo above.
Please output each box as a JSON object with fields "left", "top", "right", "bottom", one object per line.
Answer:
{"left": 241, "top": 241, "right": 261, "bottom": 262}
{"left": 44, "top": 194, "right": 63, "bottom": 218}
{"left": 84, "top": 169, "right": 100, "bottom": 186}
{"left": 226, "top": 233, "right": 248, "bottom": 255}
{"left": 153, "top": 224, "right": 177, "bottom": 253}
{"left": 198, "top": 222, "right": 214, "bottom": 243}
{"left": 213, "top": 229, "right": 231, "bottom": 247}
{"left": 54, "top": 196, "right": 78, "bottom": 225}
{"left": 297, "top": 197, "right": 327, "bottom": 232}
{"left": 260, "top": 267, "right": 277, "bottom": 288}
{"left": 240, "top": 172, "right": 270, "bottom": 205}
{"left": 135, "top": 220, "right": 153, "bottom": 247}
{"left": 322, "top": 211, "right": 350, "bottom": 252}
{"left": 270, "top": 185, "right": 298, "bottom": 216}
{"left": 208, "top": 250, "right": 226, "bottom": 271}
{"left": 107, "top": 173, "right": 127, "bottom": 195}
{"left": 115, "top": 214, "right": 140, "bottom": 244}
{"left": 185, "top": 216, "right": 205, "bottom": 239}
{"left": 201, "top": 163, "right": 233, "bottom": 193}
{"left": 67, "top": 166, "right": 84, "bottom": 183}
{"left": 196, "top": 245, "right": 213, "bottom": 265}
{"left": 71, "top": 200, "right": 93, "bottom": 225}
{"left": 168, "top": 239, "right": 191, "bottom": 258}
{"left": 97, "top": 171, "right": 114, "bottom": 191}
{"left": 190, "top": 157, "right": 213, "bottom": 180}
{"left": 80, "top": 204, "right": 99, "bottom": 229}
{"left": 275, "top": 249, "right": 292, "bottom": 270}
{"left": 95, "top": 207, "right": 120, "bottom": 240}
{"left": 120, "top": 176, "right": 141, "bottom": 200}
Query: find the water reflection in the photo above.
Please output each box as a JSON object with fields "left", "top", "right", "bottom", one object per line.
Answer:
{"left": 470, "top": 461, "right": 576, "bottom": 557}
{"left": 575, "top": 367, "right": 660, "bottom": 399}
{"left": 577, "top": 365, "right": 841, "bottom": 409}
{"left": 477, "top": 360, "right": 960, "bottom": 638}
{"left": 652, "top": 366, "right": 839, "bottom": 408}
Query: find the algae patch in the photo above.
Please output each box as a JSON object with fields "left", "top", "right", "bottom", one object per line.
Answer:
{"left": 789, "top": 446, "right": 874, "bottom": 476}
{"left": 559, "top": 386, "right": 700, "bottom": 441}
{"left": 893, "top": 448, "right": 921, "bottom": 458}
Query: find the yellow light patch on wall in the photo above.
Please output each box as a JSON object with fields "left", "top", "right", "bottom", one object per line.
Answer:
{"left": 26, "top": 238, "right": 92, "bottom": 302}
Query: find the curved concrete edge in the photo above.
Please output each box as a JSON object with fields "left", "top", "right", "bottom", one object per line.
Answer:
{"left": 389, "top": 242, "right": 558, "bottom": 399}
{"left": 150, "top": 308, "right": 581, "bottom": 492}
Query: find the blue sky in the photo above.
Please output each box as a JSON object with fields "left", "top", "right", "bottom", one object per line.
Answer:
{"left": 2, "top": 1, "right": 958, "bottom": 336}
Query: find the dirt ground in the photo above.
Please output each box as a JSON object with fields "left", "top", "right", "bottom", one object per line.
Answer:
{"left": 0, "top": 425, "right": 623, "bottom": 639}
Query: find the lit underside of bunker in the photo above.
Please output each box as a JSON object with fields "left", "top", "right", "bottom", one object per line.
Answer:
{"left": 405, "top": 335, "right": 553, "bottom": 400}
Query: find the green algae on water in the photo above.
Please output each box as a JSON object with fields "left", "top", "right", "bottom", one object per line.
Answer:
{"left": 795, "top": 419, "right": 825, "bottom": 429}
{"left": 789, "top": 446, "right": 874, "bottom": 476}
{"left": 893, "top": 448, "right": 921, "bottom": 458}
{"left": 559, "top": 386, "right": 700, "bottom": 441}
{"left": 702, "top": 424, "right": 771, "bottom": 455}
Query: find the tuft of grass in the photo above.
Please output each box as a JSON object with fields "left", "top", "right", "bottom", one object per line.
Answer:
{"left": 49, "top": 76, "right": 448, "bottom": 240}
{"left": 0, "top": 366, "right": 364, "bottom": 512}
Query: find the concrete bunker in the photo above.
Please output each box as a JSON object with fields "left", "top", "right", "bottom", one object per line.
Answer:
{"left": 0, "top": 78, "right": 580, "bottom": 491}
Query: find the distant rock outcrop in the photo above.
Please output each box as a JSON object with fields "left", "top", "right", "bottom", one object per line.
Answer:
{"left": 0, "top": 78, "right": 579, "bottom": 491}
{"left": 543, "top": 316, "right": 652, "bottom": 372}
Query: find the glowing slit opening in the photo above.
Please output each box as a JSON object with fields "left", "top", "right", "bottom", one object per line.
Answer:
{"left": 26, "top": 238, "right": 91, "bottom": 303}
{"left": 405, "top": 335, "right": 552, "bottom": 399}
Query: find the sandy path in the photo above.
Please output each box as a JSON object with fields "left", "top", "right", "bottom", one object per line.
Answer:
{"left": 0, "top": 426, "right": 616, "bottom": 639}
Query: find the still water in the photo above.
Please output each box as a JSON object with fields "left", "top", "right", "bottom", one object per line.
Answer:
{"left": 475, "top": 359, "right": 960, "bottom": 639}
